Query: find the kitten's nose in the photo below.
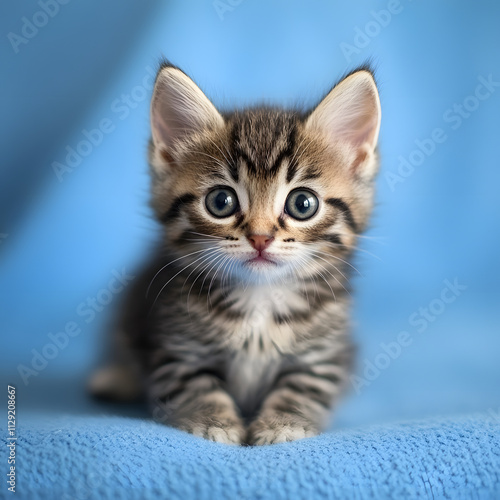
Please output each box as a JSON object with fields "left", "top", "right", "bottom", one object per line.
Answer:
{"left": 247, "top": 234, "right": 274, "bottom": 252}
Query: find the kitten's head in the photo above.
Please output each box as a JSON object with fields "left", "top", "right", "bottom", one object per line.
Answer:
{"left": 148, "top": 62, "right": 381, "bottom": 285}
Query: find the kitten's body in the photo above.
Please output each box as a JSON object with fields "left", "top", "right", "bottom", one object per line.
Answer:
{"left": 91, "top": 63, "right": 381, "bottom": 445}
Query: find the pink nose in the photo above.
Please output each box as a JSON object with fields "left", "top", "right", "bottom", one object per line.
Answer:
{"left": 247, "top": 234, "right": 274, "bottom": 252}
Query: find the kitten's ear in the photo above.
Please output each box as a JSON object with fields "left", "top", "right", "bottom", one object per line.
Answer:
{"left": 150, "top": 63, "right": 224, "bottom": 171}
{"left": 306, "top": 69, "right": 381, "bottom": 176}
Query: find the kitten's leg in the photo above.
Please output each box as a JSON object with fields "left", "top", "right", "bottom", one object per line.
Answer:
{"left": 149, "top": 365, "right": 245, "bottom": 445}
{"left": 88, "top": 363, "right": 142, "bottom": 401}
{"left": 247, "top": 347, "right": 350, "bottom": 445}
{"left": 88, "top": 330, "right": 143, "bottom": 401}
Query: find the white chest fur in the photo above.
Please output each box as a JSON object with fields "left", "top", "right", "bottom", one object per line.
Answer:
{"left": 224, "top": 284, "right": 307, "bottom": 412}
{"left": 226, "top": 284, "right": 306, "bottom": 353}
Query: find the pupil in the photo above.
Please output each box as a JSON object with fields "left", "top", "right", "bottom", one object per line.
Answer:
{"left": 296, "top": 194, "right": 310, "bottom": 213}
{"left": 216, "top": 192, "right": 229, "bottom": 210}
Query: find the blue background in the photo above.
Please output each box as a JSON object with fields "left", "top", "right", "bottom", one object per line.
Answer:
{"left": 1, "top": 0, "right": 499, "bottom": 429}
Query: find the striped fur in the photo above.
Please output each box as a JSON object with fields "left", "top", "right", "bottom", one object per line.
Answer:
{"left": 90, "top": 62, "right": 381, "bottom": 445}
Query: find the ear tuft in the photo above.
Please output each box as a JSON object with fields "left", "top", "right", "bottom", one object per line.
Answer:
{"left": 150, "top": 64, "right": 224, "bottom": 171}
{"left": 306, "top": 69, "right": 381, "bottom": 160}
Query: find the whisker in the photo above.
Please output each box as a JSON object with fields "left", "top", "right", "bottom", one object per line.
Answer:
{"left": 181, "top": 249, "right": 221, "bottom": 296}
{"left": 289, "top": 258, "right": 312, "bottom": 311}
{"left": 289, "top": 135, "right": 315, "bottom": 170}
{"left": 188, "top": 150, "right": 228, "bottom": 170}
{"left": 304, "top": 244, "right": 363, "bottom": 277}
{"left": 309, "top": 265, "right": 336, "bottom": 302}
{"left": 352, "top": 233, "right": 387, "bottom": 243}
{"left": 183, "top": 239, "right": 227, "bottom": 244}
{"left": 146, "top": 247, "right": 218, "bottom": 297}
{"left": 186, "top": 253, "right": 224, "bottom": 311}
{"left": 219, "top": 255, "right": 236, "bottom": 297}
{"left": 198, "top": 253, "right": 227, "bottom": 299}
{"left": 222, "top": 254, "right": 237, "bottom": 289}
{"left": 320, "top": 238, "right": 382, "bottom": 261}
{"left": 309, "top": 255, "right": 351, "bottom": 297}
{"left": 295, "top": 255, "right": 322, "bottom": 303}
{"left": 187, "top": 231, "right": 225, "bottom": 240}
{"left": 308, "top": 251, "right": 350, "bottom": 285}
{"left": 205, "top": 136, "right": 234, "bottom": 170}
{"left": 149, "top": 250, "right": 222, "bottom": 313}
{"left": 207, "top": 256, "right": 230, "bottom": 309}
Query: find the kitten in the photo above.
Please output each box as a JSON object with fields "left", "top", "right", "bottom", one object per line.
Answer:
{"left": 90, "top": 61, "right": 381, "bottom": 445}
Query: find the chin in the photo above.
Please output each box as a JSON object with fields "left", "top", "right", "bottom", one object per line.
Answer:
{"left": 231, "top": 258, "right": 295, "bottom": 285}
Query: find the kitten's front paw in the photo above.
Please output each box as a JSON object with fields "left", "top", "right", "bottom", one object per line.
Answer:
{"left": 247, "top": 412, "right": 318, "bottom": 445}
{"left": 176, "top": 417, "right": 245, "bottom": 445}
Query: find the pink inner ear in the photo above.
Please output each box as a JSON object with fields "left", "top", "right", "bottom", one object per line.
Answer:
{"left": 307, "top": 71, "right": 381, "bottom": 154}
{"left": 349, "top": 146, "right": 369, "bottom": 175}
{"left": 346, "top": 114, "right": 379, "bottom": 147}
{"left": 160, "top": 148, "right": 175, "bottom": 165}
{"left": 150, "top": 68, "right": 224, "bottom": 160}
{"left": 151, "top": 110, "right": 171, "bottom": 148}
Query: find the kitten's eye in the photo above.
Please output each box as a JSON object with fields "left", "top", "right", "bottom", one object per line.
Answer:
{"left": 205, "top": 187, "right": 239, "bottom": 218}
{"left": 285, "top": 189, "right": 319, "bottom": 220}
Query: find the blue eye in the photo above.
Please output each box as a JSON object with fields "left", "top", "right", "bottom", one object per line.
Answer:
{"left": 285, "top": 189, "right": 319, "bottom": 220}
{"left": 205, "top": 187, "right": 239, "bottom": 218}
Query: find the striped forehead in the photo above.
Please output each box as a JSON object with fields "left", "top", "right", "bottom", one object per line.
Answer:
{"left": 227, "top": 110, "right": 298, "bottom": 181}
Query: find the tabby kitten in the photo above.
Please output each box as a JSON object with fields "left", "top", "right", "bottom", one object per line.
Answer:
{"left": 90, "top": 61, "right": 381, "bottom": 445}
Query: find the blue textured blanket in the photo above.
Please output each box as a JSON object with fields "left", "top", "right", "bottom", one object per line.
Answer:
{"left": 3, "top": 1, "right": 500, "bottom": 499}
{"left": 3, "top": 411, "right": 499, "bottom": 500}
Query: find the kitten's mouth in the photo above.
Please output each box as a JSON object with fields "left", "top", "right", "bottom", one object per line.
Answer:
{"left": 245, "top": 253, "right": 277, "bottom": 266}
